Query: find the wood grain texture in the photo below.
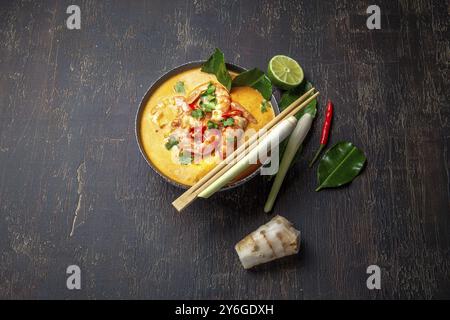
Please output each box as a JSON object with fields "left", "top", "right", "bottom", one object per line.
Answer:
{"left": 0, "top": 0, "right": 448, "bottom": 299}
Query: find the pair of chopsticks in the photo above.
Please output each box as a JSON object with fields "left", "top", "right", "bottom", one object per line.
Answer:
{"left": 172, "top": 88, "right": 319, "bottom": 212}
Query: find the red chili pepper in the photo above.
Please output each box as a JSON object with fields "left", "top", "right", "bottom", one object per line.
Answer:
{"left": 223, "top": 110, "right": 242, "bottom": 118}
{"left": 188, "top": 96, "right": 200, "bottom": 110}
{"left": 309, "top": 100, "right": 333, "bottom": 167}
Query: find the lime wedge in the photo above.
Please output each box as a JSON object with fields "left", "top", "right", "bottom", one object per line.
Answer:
{"left": 267, "top": 55, "right": 304, "bottom": 90}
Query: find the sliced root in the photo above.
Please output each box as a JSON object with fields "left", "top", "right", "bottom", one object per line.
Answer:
{"left": 235, "top": 215, "right": 300, "bottom": 269}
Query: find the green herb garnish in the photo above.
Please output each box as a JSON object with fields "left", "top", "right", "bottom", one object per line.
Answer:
{"left": 179, "top": 152, "right": 193, "bottom": 165}
{"left": 199, "top": 83, "right": 217, "bottom": 112}
{"left": 165, "top": 137, "right": 179, "bottom": 150}
{"left": 174, "top": 81, "right": 185, "bottom": 94}
{"left": 260, "top": 100, "right": 270, "bottom": 113}
{"left": 222, "top": 118, "right": 234, "bottom": 127}
{"left": 205, "top": 83, "right": 216, "bottom": 95}
{"left": 232, "top": 68, "right": 273, "bottom": 100}
{"left": 191, "top": 109, "right": 204, "bottom": 119}
{"left": 201, "top": 49, "right": 232, "bottom": 91}
{"left": 207, "top": 120, "right": 219, "bottom": 129}
{"left": 200, "top": 101, "right": 216, "bottom": 112}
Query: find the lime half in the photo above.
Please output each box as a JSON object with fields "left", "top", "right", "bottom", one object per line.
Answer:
{"left": 267, "top": 55, "right": 304, "bottom": 90}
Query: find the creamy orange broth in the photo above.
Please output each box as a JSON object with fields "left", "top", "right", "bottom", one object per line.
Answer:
{"left": 140, "top": 67, "right": 275, "bottom": 186}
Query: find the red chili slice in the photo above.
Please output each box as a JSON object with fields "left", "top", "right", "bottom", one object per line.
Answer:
{"left": 223, "top": 110, "right": 243, "bottom": 118}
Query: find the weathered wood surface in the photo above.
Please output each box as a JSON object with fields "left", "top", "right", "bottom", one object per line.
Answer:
{"left": 0, "top": 0, "right": 448, "bottom": 299}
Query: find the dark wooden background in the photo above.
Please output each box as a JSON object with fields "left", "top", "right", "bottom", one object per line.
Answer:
{"left": 0, "top": 0, "right": 448, "bottom": 299}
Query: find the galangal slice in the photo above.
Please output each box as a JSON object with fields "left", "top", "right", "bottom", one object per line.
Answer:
{"left": 235, "top": 215, "right": 300, "bottom": 269}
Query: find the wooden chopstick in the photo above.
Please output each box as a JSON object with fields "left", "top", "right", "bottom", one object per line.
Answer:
{"left": 172, "top": 88, "right": 318, "bottom": 212}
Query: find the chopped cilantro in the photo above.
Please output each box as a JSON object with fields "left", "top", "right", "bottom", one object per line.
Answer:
{"left": 207, "top": 120, "right": 219, "bottom": 129}
{"left": 174, "top": 81, "right": 185, "bottom": 94}
{"left": 222, "top": 118, "right": 234, "bottom": 127}
{"left": 205, "top": 83, "right": 216, "bottom": 95}
{"left": 191, "top": 109, "right": 204, "bottom": 119}
{"left": 199, "top": 84, "right": 217, "bottom": 112}
{"left": 165, "top": 137, "right": 179, "bottom": 150}
{"left": 260, "top": 100, "right": 270, "bottom": 113}
{"left": 200, "top": 100, "right": 216, "bottom": 112}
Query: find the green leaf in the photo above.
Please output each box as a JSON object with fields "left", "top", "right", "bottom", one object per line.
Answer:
{"left": 165, "top": 137, "right": 179, "bottom": 150}
{"left": 316, "top": 141, "right": 366, "bottom": 191}
{"left": 222, "top": 118, "right": 234, "bottom": 127}
{"left": 191, "top": 109, "right": 204, "bottom": 119}
{"left": 174, "top": 81, "right": 185, "bottom": 94}
{"left": 251, "top": 74, "right": 272, "bottom": 100}
{"left": 232, "top": 68, "right": 273, "bottom": 100}
{"left": 279, "top": 81, "right": 317, "bottom": 119}
{"left": 201, "top": 48, "right": 232, "bottom": 91}
{"left": 232, "top": 68, "right": 264, "bottom": 86}
{"left": 207, "top": 120, "right": 218, "bottom": 129}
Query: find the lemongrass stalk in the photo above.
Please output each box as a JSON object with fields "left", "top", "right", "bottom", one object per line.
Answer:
{"left": 198, "top": 116, "right": 298, "bottom": 198}
{"left": 235, "top": 215, "right": 300, "bottom": 269}
{"left": 264, "top": 113, "right": 313, "bottom": 213}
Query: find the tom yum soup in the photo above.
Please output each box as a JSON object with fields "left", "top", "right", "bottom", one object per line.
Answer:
{"left": 140, "top": 67, "right": 275, "bottom": 187}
